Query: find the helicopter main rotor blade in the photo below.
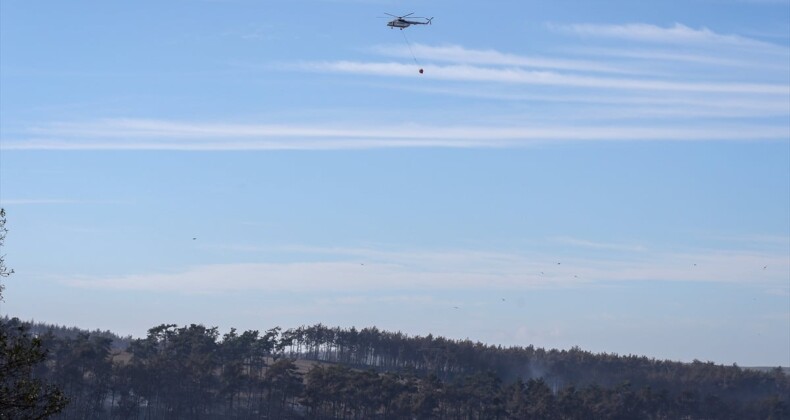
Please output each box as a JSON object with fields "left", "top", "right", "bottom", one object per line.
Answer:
{"left": 384, "top": 12, "right": 414, "bottom": 18}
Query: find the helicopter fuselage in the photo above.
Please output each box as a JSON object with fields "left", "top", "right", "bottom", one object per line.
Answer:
{"left": 387, "top": 19, "right": 427, "bottom": 29}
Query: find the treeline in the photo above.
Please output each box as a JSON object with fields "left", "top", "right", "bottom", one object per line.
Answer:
{"left": 3, "top": 316, "right": 133, "bottom": 351}
{"left": 275, "top": 324, "right": 787, "bottom": 401}
{"left": 5, "top": 318, "right": 789, "bottom": 419}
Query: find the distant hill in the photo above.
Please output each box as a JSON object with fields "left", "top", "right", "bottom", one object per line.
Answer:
{"left": 4, "top": 318, "right": 789, "bottom": 419}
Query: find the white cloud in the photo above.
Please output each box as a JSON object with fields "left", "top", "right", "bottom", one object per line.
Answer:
{"left": 3, "top": 118, "right": 788, "bottom": 151}
{"left": 552, "top": 22, "right": 788, "bottom": 52}
{"left": 63, "top": 246, "right": 790, "bottom": 293}
{"left": 550, "top": 236, "right": 648, "bottom": 252}
{"left": 4, "top": 33, "right": 787, "bottom": 152}
{"left": 374, "top": 83, "right": 789, "bottom": 119}
{"left": 370, "top": 44, "right": 634, "bottom": 74}
{"left": 313, "top": 295, "right": 438, "bottom": 306}
{"left": 303, "top": 61, "right": 788, "bottom": 95}
{"left": 568, "top": 46, "right": 785, "bottom": 68}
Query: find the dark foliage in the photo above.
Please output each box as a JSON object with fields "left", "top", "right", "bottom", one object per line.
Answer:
{"left": 6, "top": 318, "right": 132, "bottom": 352}
{"left": 0, "top": 318, "right": 68, "bottom": 419}
{"left": 1, "top": 209, "right": 68, "bottom": 419}
{"left": 7, "top": 321, "right": 787, "bottom": 419}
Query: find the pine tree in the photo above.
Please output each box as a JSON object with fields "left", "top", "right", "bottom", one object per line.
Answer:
{"left": 0, "top": 209, "right": 68, "bottom": 418}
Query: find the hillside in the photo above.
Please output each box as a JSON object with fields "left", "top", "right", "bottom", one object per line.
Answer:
{"left": 4, "top": 318, "right": 789, "bottom": 419}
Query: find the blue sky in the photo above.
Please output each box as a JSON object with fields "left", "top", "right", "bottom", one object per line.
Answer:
{"left": 1, "top": 0, "right": 788, "bottom": 366}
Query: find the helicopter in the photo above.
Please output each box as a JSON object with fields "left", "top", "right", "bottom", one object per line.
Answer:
{"left": 382, "top": 13, "right": 433, "bottom": 30}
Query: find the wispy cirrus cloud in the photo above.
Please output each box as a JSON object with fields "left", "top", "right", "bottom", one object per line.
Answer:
{"left": 551, "top": 236, "right": 648, "bottom": 252}
{"left": 63, "top": 245, "right": 790, "bottom": 293}
{"left": 369, "top": 44, "right": 634, "bottom": 74}
{"left": 378, "top": 83, "right": 789, "bottom": 119}
{"left": 565, "top": 46, "right": 783, "bottom": 68}
{"left": 3, "top": 118, "right": 788, "bottom": 151}
{"left": 5, "top": 24, "right": 788, "bottom": 152}
{"left": 302, "top": 61, "right": 788, "bottom": 95}
{"left": 295, "top": 30, "right": 788, "bottom": 123}
{"left": 550, "top": 22, "right": 789, "bottom": 53}
{"left": 365, "top": 24, "right": 788, "bottom": 92}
